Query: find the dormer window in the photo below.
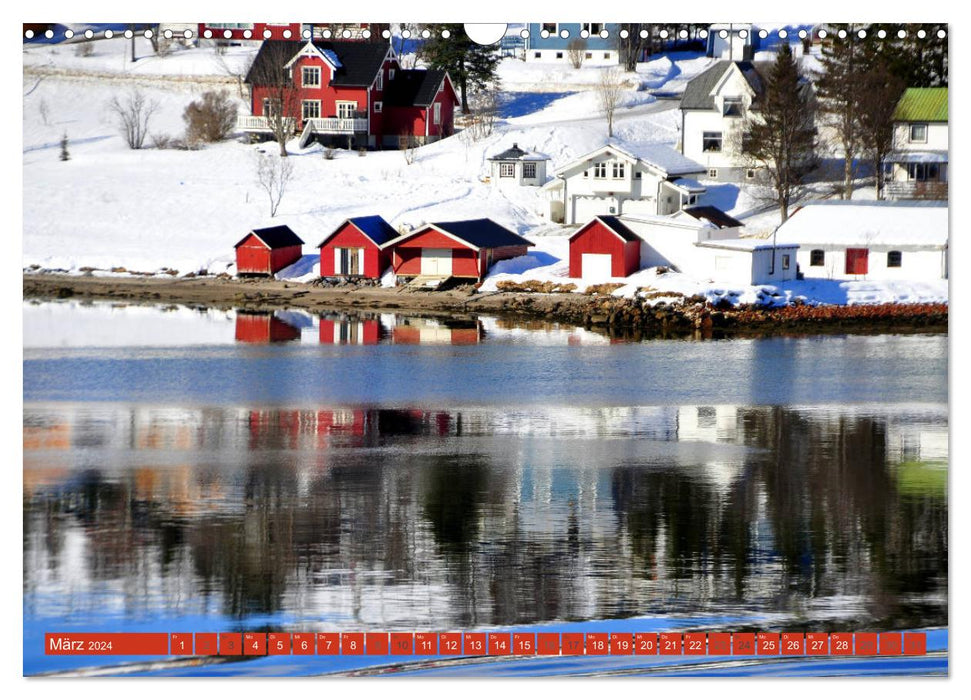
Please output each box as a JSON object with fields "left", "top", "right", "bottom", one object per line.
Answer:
{"left": 302, "top": 66, "right": 321, "bottom": 88}
{"left": 612, "top": 162, "right": 625, "bottom": 178}
{"left": 593, "top": 162, "right": 607, "bottom": 179}
{"left": 723, "top": 96, "right": 743, "bottom": 117}
{"left": 910, "top": 124, "right": 928, "bottom": 143}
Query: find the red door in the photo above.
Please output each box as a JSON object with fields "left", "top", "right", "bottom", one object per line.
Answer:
{"left": 845, "top": 248, "right": 869, "bottom": 275}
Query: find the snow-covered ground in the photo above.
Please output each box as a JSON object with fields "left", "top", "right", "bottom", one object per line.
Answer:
{"left": 22, "top": 39, "right": 948, "bottom": 307}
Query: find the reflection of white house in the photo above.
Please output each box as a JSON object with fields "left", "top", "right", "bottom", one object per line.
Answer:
{"left": 774, "top": 200, "right": 948, "bottom": 280}
{"left": 883, "top": 87, "right": 948, "bottom": 200}
{"left": 487, "top": 143, "right": 548, "bottom": 186}
{"left": 543, "top": 141, "right": 707, "bottom": 224}
{"left": 620, "top": 212, "right": 799, "bottom": 286}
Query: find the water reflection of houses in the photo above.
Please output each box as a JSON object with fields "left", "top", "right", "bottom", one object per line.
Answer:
{"left": 391, "top": 316, "right": 483, "bottom": 345}
{"left": 319, "top": 314, "right": 387, "bottom": 345}
{"left": 235, "top": 311, "right": 302, "bottom": 343}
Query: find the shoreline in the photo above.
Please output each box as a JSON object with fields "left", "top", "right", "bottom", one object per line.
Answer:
{"left": 23, "top": 273, "right": 949, "bottom": 338}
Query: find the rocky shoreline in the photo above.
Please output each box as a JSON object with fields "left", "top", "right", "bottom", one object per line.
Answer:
{"left": 23, "top": 273, "right": 949, "bottom": 338}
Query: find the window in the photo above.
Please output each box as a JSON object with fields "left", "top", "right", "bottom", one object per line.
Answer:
{"left": 500, "top": 163, "right": 515, "bottom": 178}
{"left": 433, "top": 102, "right": 441, "bottom": 125}
{"left": 635, "top": 171, "right": 642, "bottom": 179}
{"left": 910, "top": 123, "right": 928, "bottom": 143}
{"left": 585, "top": 52, "right": 593, "bottom": 59}
{"left": 582, "top": 23, "right": 604, "bottom": 35}
{"left": 845, "top": 248, "right": 869, "bottom": 275}
{"left": 593, "top": 162, "right": 607, "bottom": 178}
{"left": 302, "top": 66, "right": 321, "bottom": 88}
{"left": 612, "top": 162, "right": 625, "bottom": 178}
{"left": 336, "top": 101, "right": 357, "bottom": 119}
{"left": 302, "top": 100, "right": 320, "bottom": 120}
{"left": 534, "top": 51, "right": 541, "bottom": 58}
{"left": 810, "top": 249, "right": 825, "bottom": 266}
{"left": 723, "top": 96, "right": 744, "bottom": 117}
{"left": 376, "top": 70, "right": 383, "bottom": 91}
{"left": 389, "top": 68, "right": 396, "bottom": 80}
{"left": 556, "top": 52, "right": 564, "bottom": 59}
{"left": 374, "top": 101, "right": 382, "bottom": 113}
{"left": 262, "top": 98, "right": 280, "bottom": 117}
{"left": 907, "top": 162, "right": 941, "bottom": 181}
{"left": 603, "top": 52, "right": 610, "bottom": 59}
{"left": 887, "top": 250, "right": 903, "bottom": 268}
{"left": 782, "top": 254, "right": 791, "bottom": 270}
{"left": 707, "top": 168, "right": 718, "bottom": 178}
{"left": 523, "top": 162, "right": 537, "bottom": 179}
{"left": 542, "top": 23, "right": 557, "bottom": 34}
{"left": 703, "top": 131, "right": 723, "bottom": 152}
{"left": 746, "top": 168, "right": 757, "bottom": 179}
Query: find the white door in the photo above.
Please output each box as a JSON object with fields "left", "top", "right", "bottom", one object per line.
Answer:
{"left": 421, "top": 248, "right": 453, "bottom": 276}
{"left": 581, "top": 253, "right": 613, "bottom": 279}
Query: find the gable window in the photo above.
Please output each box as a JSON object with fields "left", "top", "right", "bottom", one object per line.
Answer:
{"left": 523, "top": 162, "right": 537, "bottom": 179}
{"left": 374, "top": 101, "right": 383, "bottom": 113}
{"left": 500, "top": 163, "right": 515, "bottom": 178}
{"left": 433, "top": 102, "right": 442, "bottom": 125}
{"left": 302, "top": 66, "right": 321, "bottom": 88}
{"left": 376, "top": 70, "right": 383, "bottom": 91}
{"left": 907, "top": 162, "right": 940, "bottom": 181}
{"left": 810, "top": 249, "right": 825, "bottom": 266}
{"left": 542, "top": 23, "right": 557, "bottom": 34}
{"left": 703, "top": 131, "right": 723, "bottom": 152}
{"left": 910, "top": 123, "right": 928, "bottom": 143}
{"left": 582, "top": 23, "right": 603, "bottom": 35}
{"left": 302, "top": 100, "right": 320, "bottom": 120}
{"left": 593, "top": 162, "right": 607, "bottom": 179}
{"left": 723, "top": 96, "right": 744, "bottom": 117}
{"left": 336, "top": 101, "right": 357, "bottom": 119}
{"left": 887, "top": 250, "right": 903, "bottom": 268}
{"left": 612, "top": 161, "right": 625, "bottom": 178}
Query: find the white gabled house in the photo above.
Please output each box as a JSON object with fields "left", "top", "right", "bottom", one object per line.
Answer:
{"left": 774, "top": 200, "right": 948, "bottom": 280}
{"left": 542, "top": 141, "right": 708, "bottom": 225}
{"left": 883, "top": 87, "right": 948, "bottom": 200}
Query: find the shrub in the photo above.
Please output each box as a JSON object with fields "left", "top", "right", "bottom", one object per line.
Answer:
{"left": 584, "top": 283, "right": 624, "bottom": 295}
{"left": 183, "top": 90, "right": 238, "bottom": 144}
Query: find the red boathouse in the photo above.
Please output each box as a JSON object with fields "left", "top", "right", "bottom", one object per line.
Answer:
{"left": 388, "top": 219, "right": 533, "bottom": 282}
{"left": 317, "top": 216, "right": 399, "bottom": 278}
{"left": 569, "top": 215, "right": 642, "bottom": 278}
{"left": 235, "top": 225, "right": 304, "bottom": 276}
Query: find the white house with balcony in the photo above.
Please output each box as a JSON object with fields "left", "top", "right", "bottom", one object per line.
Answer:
{"left": 884, "top": 87, "right": 948, "bottom": 200}
{"left": 542, "top": 141, "right": 707, "bottom": 224}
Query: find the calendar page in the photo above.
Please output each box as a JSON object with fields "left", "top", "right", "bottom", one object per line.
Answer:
{"left": 22, "top": 16, "right": 949, "bottom": 680}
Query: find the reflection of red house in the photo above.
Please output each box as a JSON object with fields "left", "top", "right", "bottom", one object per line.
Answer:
{"left": 319, "top": 316, "right": 383, "bottom": 344}
{"left": 569, "top": 215, "right": 641, "bottom": 278}
{"left": 235, "top": 225, "right": 304, "bottom": 276}
{"left": 198, "top": 23, "right": 302, "bottom": 41}
{"left": 389, "top": 219, "right": 533, "bottom": 282}
{"left": 235, "top": 312, "right": 302, "bottom": 343}
{"left": 391, "top": 318, "right": 483, "bottom": 345}
{"left": 317, "top": 216, "right": 399, "bottom": 278}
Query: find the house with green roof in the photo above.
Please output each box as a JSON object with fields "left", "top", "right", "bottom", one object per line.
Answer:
{"left": 884, "top": 87, "right": 948, "bottom": 200}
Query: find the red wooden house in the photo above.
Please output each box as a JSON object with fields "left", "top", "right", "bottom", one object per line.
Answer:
{"left": 387, "top": 219, "right": 533, "bottom": 283}
{"left": 569, "top": 215, "right": 642, "bottom": 278}
{"left": 317, "top": 215, "right": 399, "bottom": 278}
{"left": 235, "top": 225, "right": 304, "bottom": 276}
{"left": 235, "top": 312, "right": 302, "bottom": 343}
{"left": 198, "top": 23, "right": 303, "bottom": 42}
{"left": 239, "top": 40, "right": 458, "bottom": 149}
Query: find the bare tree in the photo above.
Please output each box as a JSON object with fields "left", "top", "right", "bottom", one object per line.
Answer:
{"left": 463, "top": 86, "right": 500, "bottom": 142}
{"left": 618, "top": 24, "right": 650, "bottom": 71}
{"left": 398, "top": 131, "right": 417, "bottom": 164}
{"left": 597, "top": 69, "right": 624, "bottom": 138}
{"left": 255, "top": 153, "right": 295, "bottom": 217}
{"left": 567, "top": 38, "right": 587, "bottom": 69}
{"left": 247, "top": 48, "right": 301, "bottom": 157}
{"left": 108, "top": 90, "right": 160, "bottom": 149}
{"left": 183, "top": 90, "right": 238, "bottom": 145}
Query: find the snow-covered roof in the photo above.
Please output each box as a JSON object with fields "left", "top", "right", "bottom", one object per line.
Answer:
{"left": 775, "top": 200, "right": 948, "bottom": 248}
{"left": 884, "top": 150, "right": 949, "bottom": 164}
{"left": 669, "top": 177, "right": 707, "bottom": 194}
{"left": 696, "top": 238, "right": 797, "bottom": 252}
{"left": 554, "top": 140, "right": 706, "bottom": 179}
{"left": 488, "top": 143, "right": 548, "bottom": 162}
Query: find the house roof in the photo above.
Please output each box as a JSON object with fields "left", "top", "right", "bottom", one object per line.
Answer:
{"left": 246, "top": 40, "right": 389, "bottom": 87}
{"left": 384, "top": 69, "right": 453, "bottom": 107}
{"left": 571, "top": 215, "right": 640, "bottom": 243}
{"left": 316, "top": 215, "right": 399, "bottom": 248}
{"left": 680, "top": 61, "right": 767, "bottom": 110}
{"left": 554, "top": 141, "right": 706, "bottom": 179}
{"left": 884, "top": 150, "right": 949, "bottom": 164}
{"left": 680, "top": 206, "right": 745, "bottom": 229}
{"left": 488, "top": 143, "right": 548, "bottom": 162}
{"left": 774, "top": 200, "right": 948, "bottom": 248}
{"left": 236, "top": 225, "right": 304, "bottom": 249}
{"left": 893, "top": 88, "right": 948, "bottom": 122}
{"left": 392, "top": 219, "right": 533, "bottom": 250}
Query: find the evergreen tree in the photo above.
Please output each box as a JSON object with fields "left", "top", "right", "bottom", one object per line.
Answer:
{"left": 815, "top": 25, "right": 864, "bottom": 199}
{"left": 59, "top": 133, "right": 70, "bottom": 161}
{"left": 742, "top": 43, "right": 817, "bottom": 222}
{"left": 418, "top": 24, "right": 500, "bottom": 113}
{"left": 856, "top": 37, "right": 906, "bottom": 199}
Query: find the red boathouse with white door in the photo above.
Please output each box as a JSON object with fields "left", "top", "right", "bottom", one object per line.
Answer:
{"left": 569, "top": 215, "right": 642, "bottom": 278}
{"left": 317, "top": 215, "right": 399, "bottom": 278}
